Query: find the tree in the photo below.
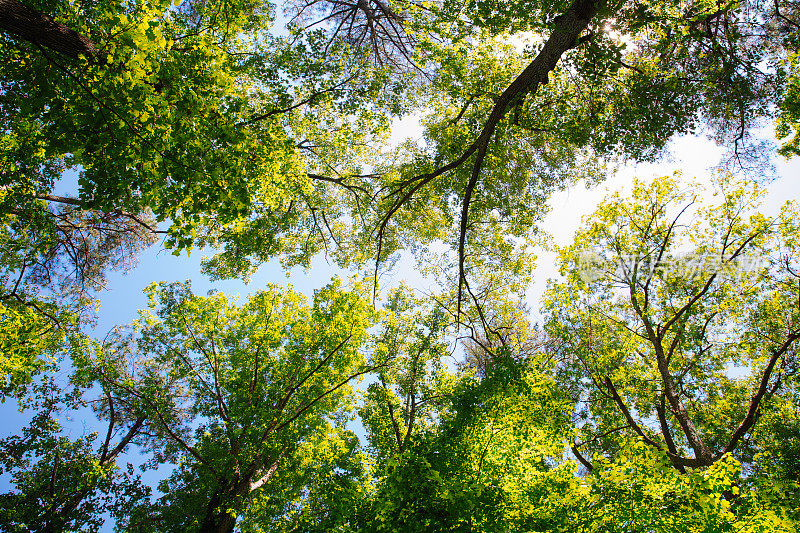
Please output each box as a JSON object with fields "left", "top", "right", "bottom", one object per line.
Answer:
{"left": 544, "top": 441, "right": 796, "bottom": 532}
{"left": 776, "top": 1, "right": 800, "bottom": 157}
{"left": 285, "top": 0, "right": 418, "bottom": 70}
{"left": 3, "top": 1, "right": 800, "bottom": 530}
{"left": 0, "top": 407, "right": 149, "bottom": 533}
{"left": 178, "top": 0, "right": 799, "bottom": 312}
{"left": 0, "top": 0, "right": 397, "bottom": 396}
{"left": 352, "top": 240, "right": 800, "bottom": 531}
{"left": 0, "top": 0, "right": 394, "bottom": 255}
{"left": 0, "top": 334, "right": 152, "bottom": 533}
{"left": 236, "top": 423, "right": 375, "bottom": 533}
{"left": 110, "top": 279, "right": 379, "bottom": 533}
{"left": 544, "top": 173, "right": 800, "bottom": 472}
{"left": 0, "top": 190, "right": 159, "bottom": 313}
{"left": 0, "top": 188, "right": 158, "bottom": 394}
{"left": 0, "top": 296, "right": 65, "bottom": 400}
{"left": 0, "top": 0, "right": 107, "bottom": 62}
{"left": 365, "top": 348, "right": 574, "bottom": 532}
{"left": 359, "top": 286, "right": 454, "bottom": 462}
{"left": 736, "top": 381, "right": 800, "bottom": 522}
{"left": 357, "top": 0, "right": 792, "bottom": 310}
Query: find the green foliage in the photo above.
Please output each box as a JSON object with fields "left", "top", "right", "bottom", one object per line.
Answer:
{"left": 2, "top": 1, "right": 800, "bottom": 531}
{"left": 241, "top": 423, "right": 374, "bottom": 533}
{"left": 0, "top": 301, "right": 61, "bottom": 398}
{"left": 544, "top": 173, "right": 800, "bottom": 470}
{"left": 1, "top": 0, "right": 396, "bottom": 267}
{"left": 5, "top": 0, "right": 795, "bottom": 287}
{"left": 367, "top": 352, "right": 574, "bottom": 532}
{"left": 0, "top": 348, "right": 151, "bottom": 533}
{"left": 0, "top": 186, "right": 155, "bottom": 396}
{"left": 778, "top": 46, "right": 800, "bottom": 157}
{"left": 122, "top": 278, "right": 376, "bottom": 531}
{"left": 359, "top": 286, "right": 456, "bottom": 464}
{"left": 547, "top": 443, "right": 796, "bottom": 532}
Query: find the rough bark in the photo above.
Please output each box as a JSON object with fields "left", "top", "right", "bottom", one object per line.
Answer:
{"left": 0, "top": 0, "right": 106, "bottom": 63}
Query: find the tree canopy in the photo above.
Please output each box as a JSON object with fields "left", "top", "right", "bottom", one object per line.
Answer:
{"left": 1, "top": 0, "right": 800, "bottom": 531}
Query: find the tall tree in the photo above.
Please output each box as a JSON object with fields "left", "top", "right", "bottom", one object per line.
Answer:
{"left": 0, "top": 333, "right": 152, "bottom": 533}
{"left": 5, "top": 1, "right": 797, "bottom": 301}
{"left": 111, "top": 279, "right": 379, "bottom": 533}
{"left": 0, "top": 0, "right": 395, "bottom": 257}
{"left": 0, "top": 191, "right": 159, "bottom": 313}
{"left": 365, "top": 348, "right": 574, "bottom": 532}
{"left": 0, "top": 188, "right": 158, "bottom": 392}
{"left": 544, "top": 173, "right": 800, "bottom": 472}
{"left": 360, "top": 287, "right": 454, "bottom": 462}
{"left": 182, "top": 0, "right": 798, "bottom": 311}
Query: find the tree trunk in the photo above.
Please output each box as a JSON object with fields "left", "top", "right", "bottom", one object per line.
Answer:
{"left": 198, "top": 489, "right": 238, "bottom": 533}
{"left": 198, "top": 454, "right": 283, "bottom": 533}
{"left": 0, "top": 0, "right": 106, "bottom": 63}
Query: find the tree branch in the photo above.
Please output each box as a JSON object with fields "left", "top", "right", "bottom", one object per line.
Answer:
{"left": 721, "top": 329, "right": 800, "bottom": 457}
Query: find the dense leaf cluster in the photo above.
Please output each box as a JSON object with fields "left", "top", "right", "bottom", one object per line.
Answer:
{"left": 1, "top": 0, "right": 799, "bottom": 531}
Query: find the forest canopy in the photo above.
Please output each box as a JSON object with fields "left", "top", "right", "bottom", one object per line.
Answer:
{"left": 1, "top": 0, "right": 800, "bottom": 532}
